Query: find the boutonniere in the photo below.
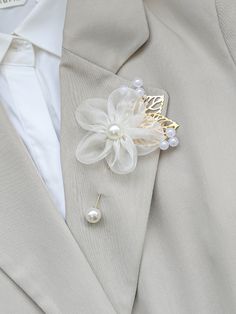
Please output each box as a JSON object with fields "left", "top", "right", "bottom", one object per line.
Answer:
{"left": 75, "top": 79, "right": 180, "bottom": 174}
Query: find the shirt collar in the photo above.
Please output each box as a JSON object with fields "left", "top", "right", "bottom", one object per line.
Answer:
{"left": 0, "top": 0, "right": 67, "bottom": 63}
{"left": 0, "top": 33, "right": 12, "bottom": 63}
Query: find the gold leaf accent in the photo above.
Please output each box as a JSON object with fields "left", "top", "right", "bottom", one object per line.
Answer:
{"left": 141, "top": 95, "right": 180, "bottom": 139}
{"left": 143, "top": 95, "right": 165, "bottom": 115}
{"left": 150, "top": 113, "right": 179, "bottom": 131}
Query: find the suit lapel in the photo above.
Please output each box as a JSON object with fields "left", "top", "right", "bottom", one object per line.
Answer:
{"left": 0, "top": 103, "right": 116, "bottom": 313}
{"left": 61, "top": 3, "right": 168, "bottom": 312}
{"left": 60, "top": 51, "right": 168, "bottom": 313}
{"left": 63, "top": 0, "right": 149, "bottom": 73}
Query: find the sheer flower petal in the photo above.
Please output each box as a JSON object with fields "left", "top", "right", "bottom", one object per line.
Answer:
{"left": 107, "top": 88, "right": 139, "bottom": 122}
{"left": 106, "top": 135, "right": 137, "bottom": 174}
{"left": 76, "top": 132, "right": 112, "bottom": 164}
{"left": 126, "top": 125, "right": 163, "bottom": 141}
{"left": 105, "top": 140, "right": 120, "bottom": 168}
{"left": 126, "top": 112, "right": 146, "bottom": 128}
{"left": 127, "top": 124, "right": 165, "bottom": 156}
{"left": 76, "top": 98, "right": 109, "bottom": 132}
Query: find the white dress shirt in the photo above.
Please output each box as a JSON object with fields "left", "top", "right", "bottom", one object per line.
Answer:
{"left": 0, "top": 0, "right": 67, "bottom": 217}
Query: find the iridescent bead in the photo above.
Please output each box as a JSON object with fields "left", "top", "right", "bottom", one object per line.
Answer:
{"left": 168, "top": 137, "right": 179, "bottom": 147}
{"left": 132, "top": 78, "right": 143, "bottom": 88}
{"left": 160, "top": 140, "right": 170, "bottom": 151}
{"left": 135, "top": 87, "right": 145, "bottom": 97}
{"left": 166, "top": 128, "right": 176, "bottom": 138}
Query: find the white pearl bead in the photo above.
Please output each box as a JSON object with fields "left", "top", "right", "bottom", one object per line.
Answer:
{"left": 85, "top": 207, "right": 102, "bottom": 224}
{"left": 166, "top": 128, "right": 176, "bottom": 138}
{"left": 132, "top": 78, "right": 143, "bottom": 88}
{"left": 160, "top": 140, "right": 169, "bottom": 151}
{"left": 168, "top": 137, "right": 179, "bottom": 147}
{"left": 107, "top": 124, "right": 122, "bottom": 140}
{"left": 135, "top": 87, "right": 145, "bottom": 97}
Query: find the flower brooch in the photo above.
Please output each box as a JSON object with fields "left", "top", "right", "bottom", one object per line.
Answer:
{"left": 75, "top": 79, "right": 180, "bottom": 174}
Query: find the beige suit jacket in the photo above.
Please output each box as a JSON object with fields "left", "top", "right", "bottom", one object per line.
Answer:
{"left": 0, "top": 0, "right": 236, "bottom": 313}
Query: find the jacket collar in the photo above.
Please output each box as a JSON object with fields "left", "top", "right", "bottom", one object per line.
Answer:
{"left": 63, "top": 0, "right": 150, "bottom": 72}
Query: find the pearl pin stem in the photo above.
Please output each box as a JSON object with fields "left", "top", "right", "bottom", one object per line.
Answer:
{"left": 85, "top": 194, "right": 103, "bottom": 224}
{"left": 95, "top": 194, "right": 102, "bottom": 209}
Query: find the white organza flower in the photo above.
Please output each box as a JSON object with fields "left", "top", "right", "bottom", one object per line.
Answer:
{"left": 75, "top": 87, "right": 164, "bottom": 174}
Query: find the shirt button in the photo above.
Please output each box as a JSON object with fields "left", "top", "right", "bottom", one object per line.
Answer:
{"left": 85, "top": 207, "right": 102, "bottom": 224}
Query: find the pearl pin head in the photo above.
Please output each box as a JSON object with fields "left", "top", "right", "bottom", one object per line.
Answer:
{"left": 86, "top": 207, "right": 102, "bottom": 224}
{"left": 107, "top": 124, "right": 123, "bottom": 140}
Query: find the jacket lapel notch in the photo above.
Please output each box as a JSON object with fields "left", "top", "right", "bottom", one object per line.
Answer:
{"left": 63, "top": 0, "right": 150, "bottom": 72}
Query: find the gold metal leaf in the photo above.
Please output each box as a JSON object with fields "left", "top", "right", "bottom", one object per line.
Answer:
{"left": 141, "top": 95, "right": 180, "bottom": 139}
{"left": 143, "top": 95, "right": 165, "bottom": 115}
{"left": 151, "top": 113, "right": 179, "bottom": 131}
